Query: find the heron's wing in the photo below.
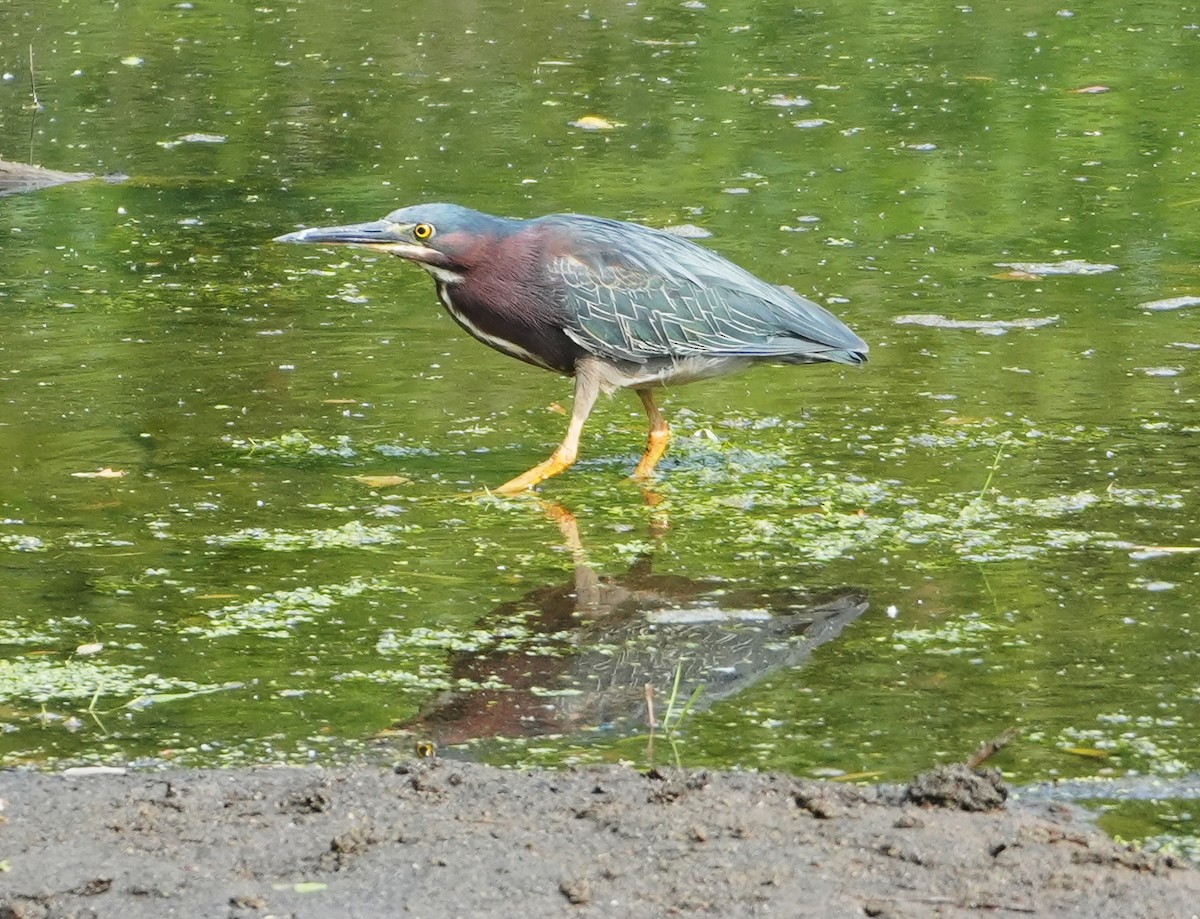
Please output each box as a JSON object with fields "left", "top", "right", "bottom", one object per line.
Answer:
{"left": 544, "top": 216, "right": 867, "bottom": 366}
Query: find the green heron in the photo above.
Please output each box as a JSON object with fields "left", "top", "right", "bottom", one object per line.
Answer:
{"left": 274, "top": 203, "right": 868, "bottom": 494}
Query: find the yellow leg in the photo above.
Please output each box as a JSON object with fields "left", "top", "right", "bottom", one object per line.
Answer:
{"left": 631, "top": 389, "right": 670, "bottom": 480}
{"left": 492, "top": 363, "right": 602, "bottom": 495}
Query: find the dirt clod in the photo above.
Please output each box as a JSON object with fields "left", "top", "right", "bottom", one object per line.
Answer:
{"left": 904, "top": 763, "right": 1008, "bottom": 811}
{"left": 795, "top": 789, "right": 842, "bottom": 819}
{"left": 559, "top": 878, "right": 591, "bottom": 904}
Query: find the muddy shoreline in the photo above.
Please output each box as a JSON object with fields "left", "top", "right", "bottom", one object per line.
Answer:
{"left": 2, "top": 759, "right": 1197, "bottom": 918}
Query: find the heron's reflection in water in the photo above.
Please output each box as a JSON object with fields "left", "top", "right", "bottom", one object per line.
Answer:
{"left": 397, "top": 498, "right": 867, "bottom": 748}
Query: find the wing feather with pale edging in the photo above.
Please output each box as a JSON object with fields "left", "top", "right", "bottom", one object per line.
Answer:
{"left": 541, "top": 216, "right": 867, "bottom": 366}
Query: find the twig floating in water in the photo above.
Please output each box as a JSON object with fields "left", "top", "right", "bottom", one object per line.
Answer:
{"left": 966, "top": 726, "right": 1021, "bottom": 769}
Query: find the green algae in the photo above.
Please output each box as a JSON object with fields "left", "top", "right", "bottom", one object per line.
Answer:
{"left": 891, "top": 616, "right": 1000, "bottom": 652}
{"left": 0, "top": 624, "right": 56, "bottom": 646}
{"left": 223, "top": 430, "right": 358, "bottom": 460}
{"left": 0, "top": 532, "right": 45, "bottom": 552}
{"left": 0, "top": 657, "right": 211, "bottom": 705}
{"left": 184, "top": 579, "right": 401, "bottom": 639}
{"left": 207, "top": 521, "right": 418, "bottom": 551}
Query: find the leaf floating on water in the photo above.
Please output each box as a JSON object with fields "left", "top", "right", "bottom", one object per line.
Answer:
{"left": 120, "top": 55, "right": 144, "bottom": 67}
{"left": 633, "top": 38, "right": 697, "bottom": 47}
{"left": 1138, "top": 295, "right": 1200, "bottom": 312}
{"left": 894, "top": 314, "right": 1058, "bottom": 334}
{"left": 75, "top": 643, "right": 104, "bottom": 656}
{"left": 661, "top": 223, "right": 712, "bottom": 239}
{"left": 1062, "top": 746, "right": 1110, "bottom": 759}
{"left": 1072, "top": 85, "right": 1110, "bottom": 94}
{"left": 159, "top": 133, "right": 227, "bottom": 149}
{"left": 1141, "top": 367, "right": 1182, "bottom": 377}
{"left": 349, "top": 474, "right": 411, "bottom": 488}
{"left": 71, "top": 468, "right": 125, "bottom": 479}
{"left": 831, "top": 770, "right": 885, "bottom": 782}
{"left": 1129, "top": 545, "right": 1200, "bottom": 560}
{"left": 569, "top": 115, "right": 622, "bottom": 131}
{"left": 765, "top": 94, "right": 811, "bottom": 108}
{"left": 994, "top": 259, "right": 1118, "bottom": 276}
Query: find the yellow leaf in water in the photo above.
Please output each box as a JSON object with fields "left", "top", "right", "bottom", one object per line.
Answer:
{"left": 831, "top": 770, "right": 885, "bottom": 782}
{"left": 1062, "top": 746, "right": 1110, "bottom": 759}
{"left": 570, "top": 115, "right": 623, "bottom": 131}
{"left": 321, "top": 398, "right": 358, "bottom": 405}
{"left": 350, "top": 474, "right": 411, "bottom": 488}
{"left": 71, "top": 468, "right": 125, "bottom": 479}
{"left": 546, "top": 402, "right": 568, "bottom": 415}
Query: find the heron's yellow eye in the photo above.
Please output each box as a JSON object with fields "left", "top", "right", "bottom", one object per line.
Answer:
{"left": 413, "top": 223, "right": 435, "bottom": 241}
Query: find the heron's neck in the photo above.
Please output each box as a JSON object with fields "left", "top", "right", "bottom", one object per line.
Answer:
{"left": 418, "top": 262, "right": 466, "bottom": 285}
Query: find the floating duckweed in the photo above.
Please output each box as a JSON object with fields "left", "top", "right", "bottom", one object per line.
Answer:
{"left": 1108, "top": 487, "right": 1186, "bottom": 510}
{"left": 997, "top": 492, "right": 1101, "bottom": 515}
{"left": 223, "top": 429, "right": 357, "bottom": 459}
{"left": 0, "top": 658, "right": 208, "bottom": 704}
{"left": 1058, "top": 722, "right": 1189, "bottom": 775}
{"left": 0, "top": 623, "right": 55, "bottom": 645}
{"left": 334, "top": 668, "right": 507, "bottom": 692}
{"left": 892, "top": 617, "right": 998, "bottom": 650}
{"left": 208, "top": 520, "right": 415, "bottom": 551}
{"left": 771, "top": 477, "right": 1154, "bottom": 565}
{"left": 1, "top": 533, "right": 45, "bottom": 552}
{"left": 1043, "top": 529, "right": 1125, "bottom": 549}
{"left": 388, "top": 624, "right": 573, "bottom": 657}
{"left": 186, "top": 578, "right": 394, "bottom": 639}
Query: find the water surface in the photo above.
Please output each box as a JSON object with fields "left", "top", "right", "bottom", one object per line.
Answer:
{"left": 1, "top": 0, "right": 1197, "bottom": 856}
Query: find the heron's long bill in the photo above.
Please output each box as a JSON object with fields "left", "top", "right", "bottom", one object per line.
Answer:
{"left": 273, "top": 220, "right": 413, "bottom": 254}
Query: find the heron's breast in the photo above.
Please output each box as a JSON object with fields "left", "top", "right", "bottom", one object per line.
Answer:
{"left": 433, "top": 280, "right": 582, "bottom": 375}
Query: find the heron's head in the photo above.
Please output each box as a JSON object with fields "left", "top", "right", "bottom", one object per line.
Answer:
{"left": 274, "top": 202, "right": 516, "bottom": 283}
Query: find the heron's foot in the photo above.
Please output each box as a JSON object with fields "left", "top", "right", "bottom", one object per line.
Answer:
{"left": 630, "top": 428, "right": 670, "bottom": 480}
{"left": 492, "top": 449, "right": 576, "bottom": 495}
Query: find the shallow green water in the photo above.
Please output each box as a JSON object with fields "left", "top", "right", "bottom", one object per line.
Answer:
{"left": 1, "top": 0, "right": 1197, "bottom": 852}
